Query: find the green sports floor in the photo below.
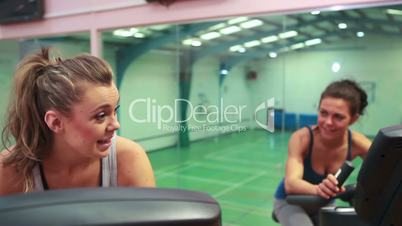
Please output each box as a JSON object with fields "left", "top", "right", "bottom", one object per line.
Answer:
{"left": 148, "top": 129, "right": 362, "bottom": 226}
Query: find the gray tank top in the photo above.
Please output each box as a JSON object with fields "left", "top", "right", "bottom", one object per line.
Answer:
{"left": 32, "top": 136, "right": 118, "bottom": 191}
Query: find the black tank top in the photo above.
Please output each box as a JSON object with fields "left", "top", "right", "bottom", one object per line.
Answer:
{"left": 303, "top": 126, "right": 352, "bottom": 184}
{"left": 274, "top": 126, "right": 353, "bottom": 199}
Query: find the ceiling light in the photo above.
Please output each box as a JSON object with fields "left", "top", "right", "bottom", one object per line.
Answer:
{"left": 113, "top": 30, "right": 132, "bottom": 37}
{"left": 229, "top": 45, "right": 243, "bottom": 52}
{"left": 261, "top": 35, "right": 279, "bottom": 43}
{"left": 240, "top": 19, "right": 264, "bottom": 29}
{"left": 182, "top": 39, "right": 202, "bottom": 47}
{"left": 200, "top": 32, "right": 221, "bottom": 40}
{"left": 191, "top": 40, "right": 202, "bottom": 47}
{"left": 244, "top": 40, "right": 261, "bottom": 48}
{"left": 269, "top": 52, "right": 277, "bottom": 58}
{"left": 208, "top": 23, "right": 226, "bottom": 31}
{"left": 150, "top": 24, "right": 170, "bottom": 31}
{"left": 329, "top": 5, "right": 344, "bottom": 11}
{"left": 332, "top": 62, "right": 341, "bottom": 73}
{"left": 220, "top": 69, "right": 228, "bottom": 75}
{"left": 356, "top": 31, "right": 365, "bottom": 38}
{"left": 338, "top": 23, "right": 347, "bottom": 29}
{"left": 113, "top": 28, "right": 139, "bottom": 37}
{"left": 182, "top": 39, "right": 193, "bottom": 45}
{"left": 278, "top": 30, "right": 298, "bottom": 39}
{"left": 386, "top": 9, "right": 402, "bottom": 15}
{"left": 228, "top": 17, "right": 249, "bottom": 25}
{"left": 305, "top": 38, "right": 322, "bottom": 46}
{"left": 311, "top": 11, "right": 320, "bottom": 15}
{"left": 229, "top": 45, "right": 247, "bottom": 53}
{"left": 290, "top": 43, "right": 305, "bottom": 50}
{"left": 220, "top": 26, "right": 242, "bottom": 35}
{"left": 133, "top": 33, "right": 145, "bottom": 38}
{"left": 238, "top": 47, "right": 246, "bottom": 53}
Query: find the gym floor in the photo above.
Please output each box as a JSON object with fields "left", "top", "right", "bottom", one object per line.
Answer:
{"left": 148, "top": 129, "right": 363, "bottom": 226}
{"left": 149, "top": 130, "right": 287, "bottom": 226}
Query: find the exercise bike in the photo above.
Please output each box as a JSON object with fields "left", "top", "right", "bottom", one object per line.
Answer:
{"left": 273, "top": 124, "right": 402, "bottom": 226}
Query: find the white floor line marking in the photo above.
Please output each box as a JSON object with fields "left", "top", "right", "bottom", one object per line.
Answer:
{"left": 213, "top": 172, "right": 267, "bottom": 198}
{"left": 205, "top": 148, "right": 243, "bottom": 159}
{"left": 155, "top": 164, "right": 196, "bottom": 178}
{"left": 154, "top": 162, "right": 191, "bottom": 174}
{"left": 207, "top": 156, "right": 272, "bottom": 167}
{"left": 156, "top": 172, "right": 236, "bottom": 186}
{"left": 195, "top": 162, "right": 261, "bottom": 174}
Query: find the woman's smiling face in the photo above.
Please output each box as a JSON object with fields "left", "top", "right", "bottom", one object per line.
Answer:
{"left": 317, "top": 96, "right": 357, "bottom": 139}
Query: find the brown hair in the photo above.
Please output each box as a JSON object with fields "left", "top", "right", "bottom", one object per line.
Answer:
{"left": 320, "top": 79, "right": 368, "bottom": 116}
{"left": 1, "top": 48, "right": 114, "bottom": 192}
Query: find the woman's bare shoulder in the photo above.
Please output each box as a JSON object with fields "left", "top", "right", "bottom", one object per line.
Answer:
{"left": 351, "top": 130, "right": 372, "bottom": 158}
{"left": 292, "top": 126, "right": 312, "bottom": 138}
{"left": 287, "top": 127, "right": 313, "bottom": 157}
{"left": 115, "top": 136, "right": 146, "bottom": 157}
{"left": 290, "top": 127, "right": 312, "bottom": 146}
{"left": 115, "top": 136, "right": 155, "bottom": 187}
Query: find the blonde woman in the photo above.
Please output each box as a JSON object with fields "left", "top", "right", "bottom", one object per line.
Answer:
{"left": 0, "top": 48, "right": 155, "bottom": 195}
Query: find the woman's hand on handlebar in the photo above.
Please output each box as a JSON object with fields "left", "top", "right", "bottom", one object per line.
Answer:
{"left": 315, "top": 174, "right": 346, "bottom": 199}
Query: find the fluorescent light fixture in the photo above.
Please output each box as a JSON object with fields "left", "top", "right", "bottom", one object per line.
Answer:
{"left": 338, "top": 23, "right": 347, "bottom": 29}
{"left": 329, "top": 5, "right": 344, "bottom": 11}
{"left": 332, "top": 62, "right": 341, "bottom": 73}
{"left": 311, "top": 11, "right": 320, "bottom": 15}
{"left": 238, "top": 47, "right": 246, "bottom": 53}
{"left": 290, "top": 43, "right": 305, "bottom": 50}
{"left": 191, "top": 40, "right": 202, "bottom": 47}
{"left": 220, "top": 69, "right": 228, "bottom": 75}
{"left": 182, "top": 39, "right": 202, "bottom": 47}
{"left": 386, "top": 9, "right": 402, "bottom": 16}
{"left": 244, "top": 40, "right": 261, "bottom": 48}
{"left": 261, "top": 35, "right": 279, "bottom": 43}
{"left": 279, "top": 30, "right": 298, "bottom": 39}
{"left": 269, "top": 52, "right": 277, "bottom": 58}
{"left": 229, "top": 45, "right": 246, "bottom": 53}
{"left": 113, "top": 28, "right": 139, "bottom": 37}
{"left": 200, "top": 32, "right": 221, "bottom": 40}
{"left": 150, "top": 24, "right": 170, "bottom": 31}
{"left": 356, "top": 31, "right": 365, "bottom": 38}
{"left": 129, "top": 28, "right": 139, "bottom": 33}
{"left": 220, "top": 26, "right": 242, "bottom": 35}
{"left": 208, "top": 23, "right": 227, "bottom": 31}
{"left": 229, "top": 45, "right": 244, "bottom": 52}
{"left": 182, "top": 39, "right": 193, "bottom": 45}
{"left": 133, "top": 33, "right": 145, "bottom": 38}
{"left": 240, "top": 19, "right": 263, "bottom": 29}
{"left": 228, "top": 17, "right": 248, "bottom": 25}
{"left": 305, "top": 38, "right": 322, "bottom": 46}
{"left": 113, "top": 29, "right": 132, "bottom": 37}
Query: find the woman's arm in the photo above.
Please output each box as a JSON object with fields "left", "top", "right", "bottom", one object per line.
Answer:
{"left": 284, "top": 128, "right": 318, "bottom": 195}
{"left": 284, "top": 128, "right": 341, "bottom": 199}
{"left": 116, "top": 136, "right": 156, "bottom": 187}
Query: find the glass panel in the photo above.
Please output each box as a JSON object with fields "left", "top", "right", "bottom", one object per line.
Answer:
{"left": 1, "top": 3, "right": 401, "bottom": 226}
